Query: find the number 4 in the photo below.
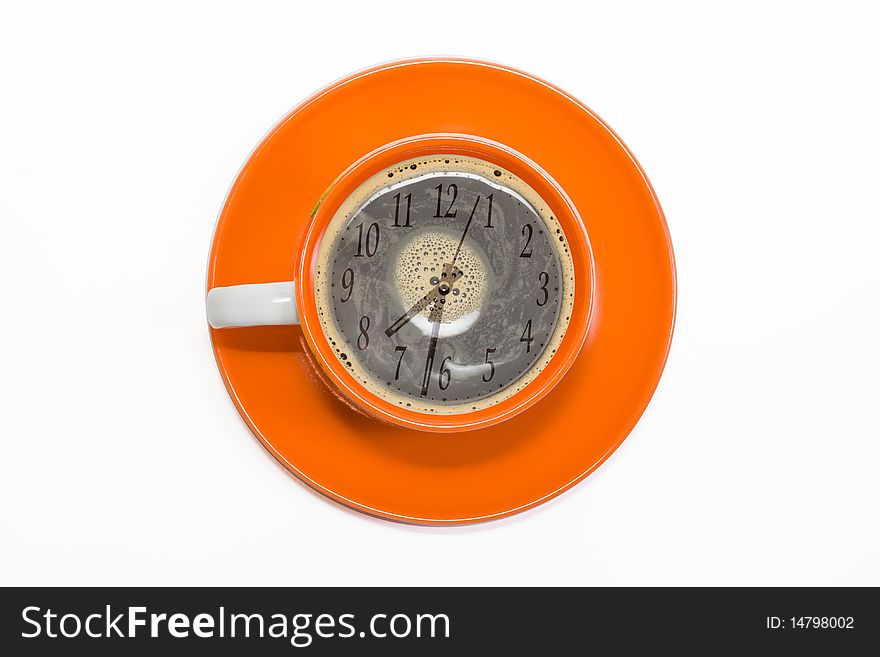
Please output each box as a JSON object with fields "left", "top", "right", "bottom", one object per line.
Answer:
{"left": 520, "top": 320, "right": 534, "bottom": 353}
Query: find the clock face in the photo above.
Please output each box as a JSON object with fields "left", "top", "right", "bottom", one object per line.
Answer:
{"left": 314, "top": 155, "right": 575, "bottom": 415}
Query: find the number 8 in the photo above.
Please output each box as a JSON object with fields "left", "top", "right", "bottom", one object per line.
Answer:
{"left": 357, "top": 315, "right": 370, "bottom": 350}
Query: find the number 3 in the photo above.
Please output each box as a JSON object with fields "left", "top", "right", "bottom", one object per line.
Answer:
{"left": 537, "top": 271, "right": 549, "bottom": 306}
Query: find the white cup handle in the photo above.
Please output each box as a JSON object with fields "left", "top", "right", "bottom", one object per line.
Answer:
{"left": 206, "top": 282, "right": 299, "bottom": 328}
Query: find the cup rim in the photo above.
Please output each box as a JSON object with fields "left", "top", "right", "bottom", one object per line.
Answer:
{"left": 294, "top": 133, "right": 595, "bottom": 433}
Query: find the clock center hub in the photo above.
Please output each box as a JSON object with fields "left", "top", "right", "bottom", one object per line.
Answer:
{"left": 393, "top": 230, "right": 487, "bottom": 324}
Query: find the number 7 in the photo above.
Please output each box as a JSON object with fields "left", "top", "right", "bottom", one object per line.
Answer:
{"left": 394, "top": 345, "right": 407, "bottom": 380}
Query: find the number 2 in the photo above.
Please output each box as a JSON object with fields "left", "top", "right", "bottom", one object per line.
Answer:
{"left": 520, "top": 224, "right": 533, "bottom": 258}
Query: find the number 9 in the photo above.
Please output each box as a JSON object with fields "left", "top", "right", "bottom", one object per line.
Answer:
{"left": 341, "top": 267, "right": 354, "bottom": 303}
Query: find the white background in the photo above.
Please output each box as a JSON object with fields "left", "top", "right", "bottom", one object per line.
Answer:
{"left": 2, "top": 1, "right": 878, "bottom": 586}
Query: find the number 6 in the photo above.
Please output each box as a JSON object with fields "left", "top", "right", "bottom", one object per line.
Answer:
{"left": 439, "top": 356, "right": 452, "bottom": 390}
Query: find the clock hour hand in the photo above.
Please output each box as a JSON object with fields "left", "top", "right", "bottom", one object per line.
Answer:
{"left": 384, "top": 262, "right": 462, "bottom": 337}
{"left": 385, "top": 289, "right": 440, "bottom": 337}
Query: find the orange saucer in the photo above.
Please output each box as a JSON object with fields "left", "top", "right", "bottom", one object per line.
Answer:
{"left": 207, "top": 58, "right": 676, "bottom": 525}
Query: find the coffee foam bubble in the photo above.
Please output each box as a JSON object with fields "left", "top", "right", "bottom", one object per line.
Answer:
{"left": 394, "top": 231, "right": 486, "bottom": 323}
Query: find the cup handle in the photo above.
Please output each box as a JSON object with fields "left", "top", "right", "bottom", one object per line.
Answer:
{"left": 206, "top": 282, "right": 299, "bottom": 328}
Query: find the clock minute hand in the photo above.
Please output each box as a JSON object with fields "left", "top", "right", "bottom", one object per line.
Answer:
{"left": 420, "top": 300, "right": 444, "bottom": 396}
{"left": 451, "top": 194, "right": 481, "bottom": 266}
{"left": 419, "top": 195, "right": 481, "bottom": 395}
{"left": 397, "top": 196, "right": 480, "bottom": 393}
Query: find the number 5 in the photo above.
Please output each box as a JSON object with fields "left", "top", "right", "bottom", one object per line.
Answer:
{"left": 482, "top": 347, "right": 496, "bottom": 382}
